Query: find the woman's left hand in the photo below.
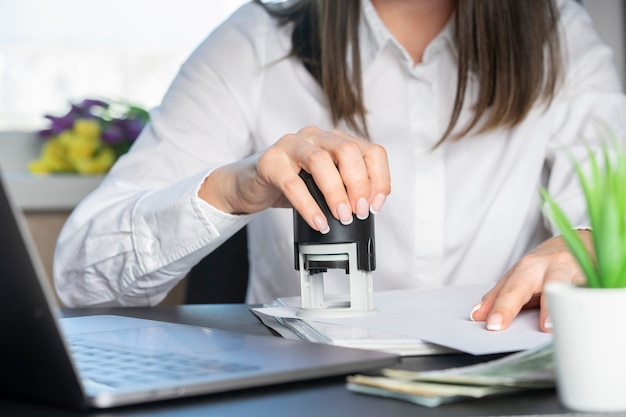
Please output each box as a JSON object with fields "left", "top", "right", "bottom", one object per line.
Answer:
{"left": 469, "top": 230, "right": 592, "bottom": 332}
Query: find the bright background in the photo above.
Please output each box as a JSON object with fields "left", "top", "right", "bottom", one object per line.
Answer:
{"left": 0, "top": 0, "right": 248, "bottom": 129}
{"left": 0, "top": 1, "right": 623, "bottom": 130}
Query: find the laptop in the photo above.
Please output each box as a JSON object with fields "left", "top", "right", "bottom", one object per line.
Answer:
{"left": 0, "top": 168, "right": 399, "bottom": 409}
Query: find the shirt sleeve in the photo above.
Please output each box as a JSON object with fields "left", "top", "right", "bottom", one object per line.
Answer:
{"left": 53, "top": 3, "right": 271, "bottom": 307}
{"left": 543, "top": 0, "right": 626, "bottom": 233}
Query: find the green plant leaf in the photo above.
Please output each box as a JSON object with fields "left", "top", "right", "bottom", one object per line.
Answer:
{"left": 595, "top": 191, "right": 622, "bottom": 287}
{"left": 541, "top": 188, "right": 600, "bottom": 287}
{"left": 542, "top": 134, "right": 626, "bottom": 289}
{"left": 576, "top": 147, "right": 601, "bottom": 229}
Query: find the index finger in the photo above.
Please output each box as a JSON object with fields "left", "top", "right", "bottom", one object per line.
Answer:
{"left": 485, "top": 271, "right": 538, "bottom": 331}
{"left": 327, "top": 130, "right": 391, "bottom": 213}
{"left": 487, "top": 260, "right": 580, "bottom": 332}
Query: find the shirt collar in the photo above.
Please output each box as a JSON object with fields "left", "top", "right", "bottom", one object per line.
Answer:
{"left": 360, "top": 0, "right": 456, "bottom": 69}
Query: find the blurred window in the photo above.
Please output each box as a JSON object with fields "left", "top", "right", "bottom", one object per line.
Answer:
{"left": 0, "top": 0, "right": 248, "bottom": 129}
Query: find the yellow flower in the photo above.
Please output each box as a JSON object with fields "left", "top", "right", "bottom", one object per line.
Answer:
{"left": 27, "top": 159, "right": 51, "bottom": 174}
{"left": 72, "top": 118, "right": 101, "bottom": 140}
{"left": 66, "top": 133, "right": 100, "bottom": 161}
{"left": 74, "top": 146, "right": 116, "bottom": 174}
{"left": 56, "top": 130, "right": 75, "bottom": 147}
{"left": 39, "top": 138, "right": 73, "bottom": 172}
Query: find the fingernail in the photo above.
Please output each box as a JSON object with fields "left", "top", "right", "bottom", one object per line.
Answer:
{"left": 486, "top": 313, "right": 502, "bottom": 331}
{"left": 337, "top": 203, "right": 353, "bottom": 225}
{"left": 544, "top": 316, "right": 553, "bottom": 330}
{"left": 370, "top": 193, "right": 386, "bottom": 214}
{"left": 314, "top": 215, "right": 330, "bottom": 234}
{"left": 356, "top": 198, "right": 369, "bottom": 220}
{"left": 469, "top": 302, "right": 482, "bottom": 321}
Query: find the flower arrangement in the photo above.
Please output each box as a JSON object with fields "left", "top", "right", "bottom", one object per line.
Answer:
{"left": 29, "top": 98, "right": 149, "bottom": 175}
{"left": 541, "top": 135, "right": 626, "bottom": 288}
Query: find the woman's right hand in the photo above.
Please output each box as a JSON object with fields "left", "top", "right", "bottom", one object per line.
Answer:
{"left": 198, "top": 126, "right": 391, "bottom": 233}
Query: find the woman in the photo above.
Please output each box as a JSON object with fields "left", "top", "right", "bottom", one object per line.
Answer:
{"left": 54, "top": 0, "right": 625, "bottom": 333}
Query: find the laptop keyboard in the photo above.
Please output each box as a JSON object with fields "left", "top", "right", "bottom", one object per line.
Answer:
{"left": 68, "top": 338, "right": 260, "bottom": 389}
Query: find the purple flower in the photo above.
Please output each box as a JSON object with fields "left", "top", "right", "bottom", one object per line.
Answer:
{"left": 78, "top": 98, "right": 109, "bottom": 112}
{"left": 37, "top": 128, "right": 54, "bottom": 139}
{"left": 101, "top": 124, "right": 125, "bottom": 145}
{"left": 119, "top": 118, "right": 145, "bottom": 141}
{"left": 43, "top": 114, "right": 76, "bottom": 135}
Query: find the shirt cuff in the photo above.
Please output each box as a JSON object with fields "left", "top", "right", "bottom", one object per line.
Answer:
{"left": 131, "top": 169, "right": 250, "bottom": 276}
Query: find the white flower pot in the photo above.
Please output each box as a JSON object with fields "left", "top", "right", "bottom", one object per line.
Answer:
{"left": 545, "top": 282, "right": 626, "bottom": 412}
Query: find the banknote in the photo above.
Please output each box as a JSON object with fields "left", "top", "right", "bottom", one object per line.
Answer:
{"left": 346, "top": 374, "right": 521, "bottom": 407}
{"left": 346, "top": 342, "right": 555, "bottom": 407}
{"left": 383, "top": 342, "right": 555, "bottom": 388}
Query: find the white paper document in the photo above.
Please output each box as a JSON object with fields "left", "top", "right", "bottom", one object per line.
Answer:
{"left": 252, "top": 284, "right": 552, "bottom": 355}
{"left": 253, "top": 307, "right": 454, "bottom": 356}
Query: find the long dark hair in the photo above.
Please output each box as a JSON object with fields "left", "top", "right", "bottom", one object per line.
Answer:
{"left": 256, "top": 0, "right": 563, "bottom": 143}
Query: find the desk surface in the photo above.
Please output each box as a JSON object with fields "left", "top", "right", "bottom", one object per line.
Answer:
{"left": 1, "top": 304, "right": 581, "bottom": 417}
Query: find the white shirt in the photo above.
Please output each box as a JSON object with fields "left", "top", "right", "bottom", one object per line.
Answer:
{"left": 54, "top": 0, "right": 626, "bottom": 307}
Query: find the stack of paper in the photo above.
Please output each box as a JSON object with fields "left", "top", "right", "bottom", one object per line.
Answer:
{"left": 254, "top": 300, "right": 454, "bottom": 356}
{"left": 252, "top": 284, "right": 552, "bottom": 356}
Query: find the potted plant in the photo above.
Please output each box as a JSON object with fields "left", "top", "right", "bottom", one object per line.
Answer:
{"left": 542, "top": 134, "right": 626, "bottom": 412}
